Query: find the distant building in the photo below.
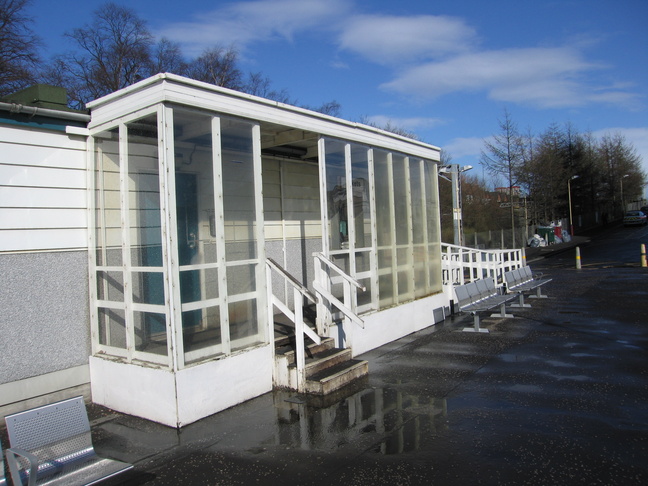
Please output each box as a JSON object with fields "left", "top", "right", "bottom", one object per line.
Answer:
{"left": 495, "top": 186, "right": 522, "bottom": 198}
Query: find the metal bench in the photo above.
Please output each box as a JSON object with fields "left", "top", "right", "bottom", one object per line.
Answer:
{"left": 504, "top": 266, "right": 552, "bottom": 308}
{"left": 4, "top": 396, "right": 133, "bottom": 486}
{"left": 453, "top": 277, "right": 518, "bottom": 333}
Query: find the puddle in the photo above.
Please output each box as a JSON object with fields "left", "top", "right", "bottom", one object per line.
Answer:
{"left": 272, "top": 387, "right": 448, "bottom": 455}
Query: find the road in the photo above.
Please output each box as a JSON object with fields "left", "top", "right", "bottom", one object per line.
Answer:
{"left": 540, "top": 222, "right": 648, "bottom": 269}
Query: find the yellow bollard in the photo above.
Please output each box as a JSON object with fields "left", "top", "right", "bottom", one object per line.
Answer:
{"left": 575, "top": 246, "right": 582, "bottom": 270}
{"left": 641, "top": 243, "right": 647, "bottom": 268}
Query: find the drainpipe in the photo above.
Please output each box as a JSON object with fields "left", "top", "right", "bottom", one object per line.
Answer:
{"left": 0, "top": 101, "right": 90, "bottom": 123}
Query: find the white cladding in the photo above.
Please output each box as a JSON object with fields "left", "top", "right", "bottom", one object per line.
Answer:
{"left": 0, "top": 125, "right": 88, "bottom": 252}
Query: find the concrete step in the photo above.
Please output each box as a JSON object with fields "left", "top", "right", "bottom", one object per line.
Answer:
{"left": 304, "top": 359, "right": 369, "bottom": 395}
{"left": 276, "top": 337, "right": 336, "bottom": 365}
{"left": 288, "top": 347, "right": 353, "bottom": 377}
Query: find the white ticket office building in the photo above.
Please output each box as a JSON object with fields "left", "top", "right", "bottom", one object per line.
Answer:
{"left": 0, "top": 74, "right": 448, "bottom": 427}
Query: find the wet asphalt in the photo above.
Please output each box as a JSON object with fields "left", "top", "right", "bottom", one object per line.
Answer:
{"left": 9, "top": 224, "right": 648, "bottom": 486}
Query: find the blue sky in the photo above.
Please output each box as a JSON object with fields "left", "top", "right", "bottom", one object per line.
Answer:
{"left": 28, "top": 0, "right": 648, "bottom": 193}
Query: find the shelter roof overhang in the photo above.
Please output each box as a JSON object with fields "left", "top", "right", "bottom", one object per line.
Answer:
{"left": 86, "top": 73, "right": 441, "bottom": 162}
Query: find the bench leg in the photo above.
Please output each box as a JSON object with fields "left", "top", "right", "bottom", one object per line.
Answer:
{"left": 463, "top": 312, "right": 489, "bottom": 333}
{"left": 528, "top": 286, "right": 548, "bottom": 299}
{"left": 510, "top": 292, "right": 531, "bottom": 308}
{"left": 490, "top": 302, "right": 514, "bottom": 319}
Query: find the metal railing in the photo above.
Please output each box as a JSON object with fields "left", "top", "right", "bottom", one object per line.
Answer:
{"left": 312, "top": 253, "right": 365, "bottom": 345}
{"left": 266, "top": 258, "right": 321, "bottom": 392}
{"left": 441, "top": 243, "right": 525, "bottom": 287}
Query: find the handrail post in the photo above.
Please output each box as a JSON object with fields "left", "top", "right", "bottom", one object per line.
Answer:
{"left": 294, "top": 286, "right": 306, "bottom": 392}
{"left": 343, "top": 279, "right": 353, "bottom": 349}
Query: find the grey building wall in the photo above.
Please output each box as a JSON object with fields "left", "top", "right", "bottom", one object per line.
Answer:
{"left": 0, "top": 250, "right": 90, "bottom": 384}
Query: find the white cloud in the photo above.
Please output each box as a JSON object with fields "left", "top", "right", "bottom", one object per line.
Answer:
{"left": 156, "top": 2, "right": 641, "bottom": 112}
{"left": 157, "top": 0, "right": 350, "bottom": 55}
{"left": 442, "top": 136, "right": 485, "bottom": 160}
{"left": 380, "top": 47, "right": 620, "bottom": 108}
{"left": 338, "top": 14, "right": 477, "bottom": 65}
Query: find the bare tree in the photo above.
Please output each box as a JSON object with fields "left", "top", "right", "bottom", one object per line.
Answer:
{"left": 40, "top": 2, "right": 154, "bottom": 108}
{"left": 0, "top": 0, "right": 41, "bottom": 97}
{"left": 186, "top": 46, "right": 243, "bottom": 90}
{"left": 480, "top": 109, "right": 526, "bottom": 246}
{"left": 357, "top": 115, "right": 419, "bottom": 140}
{"left": 151, "top": 38, "right": 188, "bottom": 76}
{"left": 600, "top": 133, "right": 646, "bottom": 216}
{"left": 243, "top": 71, "right": 292, "bottom": 103}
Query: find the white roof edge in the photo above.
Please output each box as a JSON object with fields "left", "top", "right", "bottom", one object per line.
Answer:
{"left": 86, "top": 73, "right": 441, "bottom": 155}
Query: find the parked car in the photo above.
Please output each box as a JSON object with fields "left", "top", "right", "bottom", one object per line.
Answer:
{"left": 623, "top": 210, "right": 647, "bottom": 226}
{"left": 640, "top": 206, "right": 648, "bottom": 216}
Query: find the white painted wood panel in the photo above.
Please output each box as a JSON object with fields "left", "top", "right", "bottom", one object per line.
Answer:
{"left": 0, "top": 228, "right": 87, "bottom": 252}
{"left": 0, "top": 186, "right": 86, "bottom": 208}
{"left": 0, "top": 126, "right": 89, "bottom": 251}
{"left": 0, "top": 125, "right": 86, "bottom": 151}
{"left": 0, "top": 164, "right": 86, "bottom": 189}
{"left": 0, "top": 208, "right": 87, "bottom": 229}
{"left": 0, "top": 142, "right": 86, "bottom": 170}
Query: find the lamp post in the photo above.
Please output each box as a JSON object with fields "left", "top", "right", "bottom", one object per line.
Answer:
{"left": 439, "top": 164, "right": 473, "bottom": 246}
{"left": 568, "top": 175, "right": 579, "bottom": 236}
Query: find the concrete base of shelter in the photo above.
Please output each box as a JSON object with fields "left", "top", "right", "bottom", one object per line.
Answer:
{"left": 89, "top": 344, "right": 273, "bottom": 428}
{"left": 329, "top": 293, "right": 449, "bottom": 357}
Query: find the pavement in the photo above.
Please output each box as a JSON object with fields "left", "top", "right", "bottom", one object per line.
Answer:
{"left": 3, "top": 225, "right": 647, "bottom": 485}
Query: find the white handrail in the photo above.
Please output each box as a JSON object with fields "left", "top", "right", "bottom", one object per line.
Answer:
{"left": 266, "top": 258, "right": 321, "bottom": 392}
{"left": 313, "top": 253, "right": 365, "bottom": 339}
{"left": 314, "top": 253, "right": 366, "bottom": 290}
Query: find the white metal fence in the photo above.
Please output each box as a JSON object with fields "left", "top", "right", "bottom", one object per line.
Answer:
{"left": 441, "top": 243, "right": 525, "bottom": 288}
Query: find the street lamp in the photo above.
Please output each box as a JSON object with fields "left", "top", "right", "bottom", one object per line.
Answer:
{"left": 439, "top": 164, "right": 473, "bottom": 246}
{"left": 568, "top": 175, "right": 579, "bottom": 236}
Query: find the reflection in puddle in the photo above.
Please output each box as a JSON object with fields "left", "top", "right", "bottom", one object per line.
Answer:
{"left": 273, "top": 387, "right": 447, "bottom": 455}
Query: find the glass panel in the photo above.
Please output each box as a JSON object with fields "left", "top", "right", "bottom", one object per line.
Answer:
{"left": 222, "top": 118, "right": 257, "bottom": 262}
{"left": 374, "top": 150, "right": 394, "bottom": 308}
{"left": 397, "top": 247, "right": 412, "bottom": 300}
{"left": 374, "top": 150, "right": 392, "bottom": 248}
{"left": 183, "top": 305, "right": 221, "bottom": 356}
{"left": 414, "top": 254, "right": 428, "bottom": 298}
{"left": 410, "top": 159, "right": 424, "bottom": 245}
{"left": 127, "top": 115, "right": 162, "bottom": 268}
{"left": 325, "top": 139, "right": 347, "bottom": 251}
{"left": 229, "top": 300, "right": 260, "bottom": 351}
{"left": 410, "top": 159, "right": 427, "bottom": 298}
{"left": 355, "top": 251, "right": 371, "bottom": 273}
{"left": 174, "top": 110, "right": 217, "bottom": 266}
{"left": 392, "top": 155, "right": 409, "bottom": 246}
{"left": 96, "top": 271, "right": 124, "bottom": 302}
{"left": 132, "top": 272, "right": 165, "bottom": 305}
{"left": 94, "top": 128, "right": 121, "bottom": 266}
{"left": 425, "top": 162, "right": 443, "bottom": 294}
{"left": 350, "top": 144, "right": 371, "bottom": 249}
{"left": 98, "top": 307, "right": 126, "bottom": 349}
{"left": 133, "top": 311, "right": 168, "bottom": 356}
{"left": 378, "top": 248, "right": 395, "bottom": 306}
{"left": 357, "top": 277, "right": 372, "bottom": 308}
{"left": 226, "top": 264, "right": 257, "bottom": 295}
{"left": 180, "top": 268, "right": 219, "bottom": 303}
